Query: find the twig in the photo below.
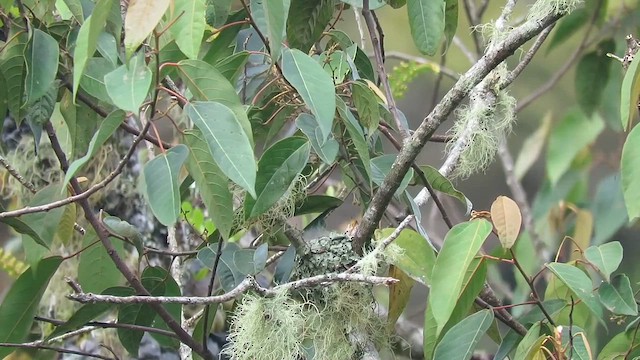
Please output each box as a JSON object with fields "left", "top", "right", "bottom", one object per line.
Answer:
{"left": 501, "top": 24, "right": 555, "bottom": 88}
{"left": 35, "top": 316, "right": 178, "bottom": 339}
{"left": 68, "top": 273, "right": 398, "bottom": 305}
{"left": 510, "top": 249, "right": 556, "bottom": 327}
{"left": 0, "top": 343, "right": 113, "bottom": 360}
{"left": 202, "top": 237, "right": 224, "bottom": 351}
{"left": 516, "top": 0, "right": 605, "bottom": 112}
{"left": 461, "top": 0, "right": 483, "bottom": 55}
{"left": 0, "top": 155, "right": 37, "bottom": 193}
{"left": 362, "top": 0, "right": 409, "bottom": 139}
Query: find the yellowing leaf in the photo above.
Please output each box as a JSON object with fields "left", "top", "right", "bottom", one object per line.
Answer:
{"left": 571, "top": 209, "right": 593, "bottom": 260}
{"left": 490, "top": 196, "right": 522, "bottom": 249}
{"left": 124, "top": 0, "right": 171, "bottom": 59}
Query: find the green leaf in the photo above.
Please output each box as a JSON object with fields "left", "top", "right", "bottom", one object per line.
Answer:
{"left": 0, "top": 256, "right": 62, "bottom": 358}
{"left": 142, "top": 144, "right": 189, "bottom": 226}
{"left": 117, "top": 270, "right": 167, "bottom": 355}
{"left": 295, "top": 113, "right": 339, "bottom": 164}
{"left": 78, "top": 230, "right": 126, "bottom": 294}
{"left": 64, "top": 110, "right": 125, "bottom": 187}
{"left": 514, "top": 113, "right": 552, "bottom": 181}
{"left": 546, "top": 8, "right": 588, "bottom": 53}
{"left": 169, "top": 0, "right": 206, "bottom": 59}
{"left": 197, "top": 243, "right": 249, "bottom": 291}
{"left": 145, "top": 267, "right": 181, "bottom": 349}
{"left": 123, "top": 0, "right": 170, "bottom": 59}
{"left": 79, "top": 57, "right": 115, "bottom": 103}
{"left": 245, "top": 137, "right": 310, "bottom": 218}
{"left": 186, "top": 101, "right": 257, "bottom": 198}
{"left": 274, "top": 245, "right": 296, "bottom": 284}
{"left": 63, "top": 0, "right": 85, "bottom": 23}
{"left": 294, "top": 195, "right": 343, "bottom": 216}
{"left": 574, "top": 40, "right": 614, "bottom": 116}
{"left": 387, "top": 265, "right": 414, "bottom": 330}
{"left": 443, "top": 0, "right": 458, "bottom": 49}
{"left": 20, "top": 184, "right": 68, "bottom": 254}
{"left": 620, "top": 42, "right": 640, "bottom": 131}
{"left": 0, "top": 30, "right": 28, "bottom": 121}
{"left": 407, "top": 0, "right": 445, "bottom": 56}
{"left": 514, "top": 322, "right": 544, "bottom": 360}
{"left": 336, "top": 97, "right": 372, "bottom": 182}
{"left": 104, "top": 53, "right": 152, "bottom": 113}
{"left": 282, "top": 48, "right": 336, "bottom": 142}
{"left": 584, "top": 241, "right": 623, "bottom": 281}
{"left": 205, "top": 0, "right": 235, "bottom": 27}
{"left": 418, "top": 165, "right": 467, "bottom": 205}
{"left": 546, "top": 109, "right": 603, "bottom": 185}
{"left": 251, "top": 0, "right": 290, "bottom": 60}
{"left": 60, "top": 89, "right": 101, "bottom": 159}
{"left": 591, "top": 175, "right": 628, "bottom": 245}
{"left": 177, "top": 59, "right": 253, "bottom": 144}
{"left": 376, "top": 228, "right": 436, "bottom": 285}
{"left": 599, "top": 274, "right": 638, "bottom": 316}
{"left": 103, "top": 216, "right": 144, "bottom": 256}
{"left": 73, "top": 0, "right": 115, "bottom": 98}
{"left": 286, "top": 0, "right": 336, "bottom": 51}
{"left": 371, "top": 155, "right": 414, "bottom": 196}
{"left": 184, "top": 129, "right": 234, "bottom": 240}
{"left": 214, "top": 51, "right": 250, "bottom": 83}
{"left": 319, "top": 50, "right": 350, "bottom": 84}
{"left": 48, "top": 287, "right": 134, "bottom": 339}
{"left": 622, "top": 124, "right": 640, "bottom": 220}
{"left": 24, "top": 29, "right": 59, "bottom": 105}
{"left": 546, "top": 262, "right": 604, "bottom": 324}
{"left": 352, "top": 80, "right": 380, "bottom": 135}
{"left": 429, "top": 219, "right": 491, "bottom": 334}
{"left": 433, "top": 309, "right": 494, "bottom": 360}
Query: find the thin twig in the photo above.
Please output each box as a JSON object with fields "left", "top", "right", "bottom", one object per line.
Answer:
{"left": 202, "top": 237, "right": 224, "bottom": 351}
{"left": 385, "top": 51, "right": 459, "bottom": 80}
{"left": 0, "top": 343, "right": 113, "bottom": 360}
{"left": 68, "top": 273, "right": 398, "bottom": 305}
{"left": 510, "top": 249, "right": 557, "bottom": 327}
{"left": 362, "top": 0, "right": 410, "bottom": 139}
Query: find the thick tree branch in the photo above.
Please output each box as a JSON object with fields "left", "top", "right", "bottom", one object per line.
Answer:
{"left": 352, "top": 9, "right": 567, "bottom": 252}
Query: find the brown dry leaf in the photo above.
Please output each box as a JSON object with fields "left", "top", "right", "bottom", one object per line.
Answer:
{"left": 490, "top": 196, "right": 522, "bottom": 249}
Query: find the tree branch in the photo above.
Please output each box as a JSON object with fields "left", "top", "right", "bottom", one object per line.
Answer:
{"left": 352, "top": 8, "right": 568, "bottom": 253}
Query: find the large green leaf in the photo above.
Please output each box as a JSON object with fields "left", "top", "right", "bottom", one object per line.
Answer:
{"left": 599, "top": 274, "right": 638, "bottom": 316}
{"left": 546, "top": 109, "right": 603, "bottom": 185}
{"left": 336, "top": 97, "right": 372, "bottom": 182}
{"left": 186, "top": 102, "right": 257, "bottom": 198}
{"left": 0, "top": 30, "right": 28, "bottom": 121}
{"left": 79, "top": 57, "right": 115, "bottom": 103}
{"left": 574, "top": 40, "right": 614, "bottom": 116}
{"left": 64, "top": 110, "right": 125, "bottom": 187}
{"left": 295, "top": 113, "right": 339, "bottom": 164}
{"left": 169, "top": 0, "right": 206, "bottom": 59}
{"left": 371, "top": 154, "right": 414, "bottom": 196}
{"left": 443, "top": 0, "right": 458, "bottom": 49}
{"left": 73, "top": 0, "right": 115, "bottom": 98}
{"left": 622, "top": 124, "right": 640, "bottom": 220}
{"left": 433, "top": 309, "right": 494, "bottom": 360}
{"left": 60, "top": 89, "right": 101, "bottom": 159}
{"left": 281, "top": 48, "right": 336, "bottom": 142}
{"left": 198, "top": 242, "right": 260, "bottom": 291}
{"left": 117, "top": 270, "right": 168, "bottom": 355}
{"left": 0, "top": 256, "right": 62, "bottom": 358}
{"left": 251, "top": 0, "right": 290, "bottom": 60}
{"left": 584, "top": 241, "right": 623, "bottom": 281}
{"left": 20, "top": 184, "right": 68, "bottom": 256}
{"left": 123, "top": 0, "right": 170, "bottom": 59}
{"left": 620, "top": 38, "right": 640, "bottom": 131}
{"left": 25, "top": 29, "right": 59, "bottom": 105}
{"left": 591, "top": 175, "right": 628, "bottom": 245}
{"left": 177, "top": 59, "right": 253, "bottom": 144}
{"left": 286, "top": 0, "right": 336, "bottom": 51}
{"left": 184, "top": 129, "right": 234, "bottom": 240}
{"left": 104, "top": 53, "right": 152, "bottom": 113}
{"left": 352, "top": 80, "right": 380, "bottom": 135}
{"left": 514, "top": 322, "right": 544, "bottom": 359}
{"left": 407, "top": 0, "right": 445, "bottom": 56}
{"left": 428, "top": 219, "right": 492, "bottom": 334}
{"left": 418, "top": 165, "right": 467, "bottom": 205}
{"left": 77, "top": 230, "right": 126, "bottom": 294}
{"left": 145, "top": 267, "right": 181, "bottom": 349}
{"left": 143, "top": 144, "right": 189, "bottom": 226}
{"left": 244, "top": 137, "right": 310, "bottom": 218}
{"left": 546, "top": 8, "right": 587, "bottom": 53}
{"left": 546, "top": 262, "right": 604, "bottom": 324}
{"left": 376, "top": 228, "right": 436, "bottom": 285}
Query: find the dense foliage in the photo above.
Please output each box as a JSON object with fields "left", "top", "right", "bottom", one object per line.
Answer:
{"left": 1, "top": 0, "right": 640, "bottom": 359}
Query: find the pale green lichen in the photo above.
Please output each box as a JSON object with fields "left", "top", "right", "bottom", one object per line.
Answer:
{"left": 528, "top": 0, "right": 584, "bottom": 22}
